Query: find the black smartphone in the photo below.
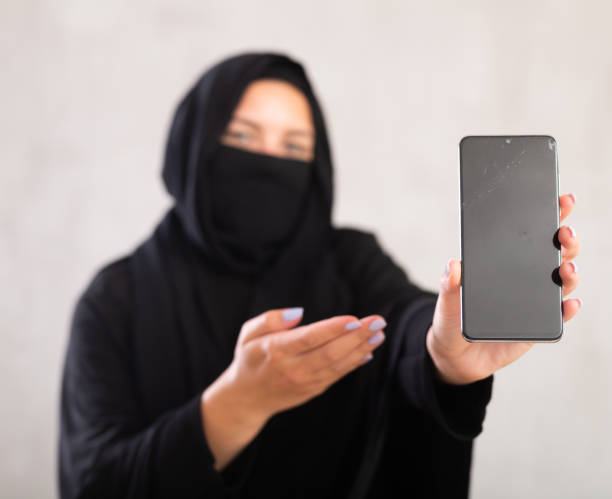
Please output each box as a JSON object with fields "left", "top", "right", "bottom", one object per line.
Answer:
{"left": 459, "top": 135, "right": 562, "bottom": 342}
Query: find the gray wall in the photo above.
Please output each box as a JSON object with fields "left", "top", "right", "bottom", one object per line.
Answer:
{"left": 1, "top": 1, "right": 609, "bottom": 497}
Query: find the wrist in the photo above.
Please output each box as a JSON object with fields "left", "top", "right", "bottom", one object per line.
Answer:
{"left": 426, "top": 325, "right": 474, "bottom": 386}
{"left": 202, "top": 365, "right": 270, "bottom": 431}
{"left": 200, "top": 366, "right": 269, "bottom": 471}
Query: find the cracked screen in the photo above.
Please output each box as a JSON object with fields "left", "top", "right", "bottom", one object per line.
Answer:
{"left": 459, "top": 136, "right": 562, "bottom": 341}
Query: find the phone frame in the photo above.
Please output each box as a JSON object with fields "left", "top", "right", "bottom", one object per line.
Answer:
{"left": 458, "top": 135, "right": 563, "bottom": 343}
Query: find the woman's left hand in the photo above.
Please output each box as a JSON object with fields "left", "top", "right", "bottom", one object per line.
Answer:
{"left": 426, "top": 193, "right": 581, "bottom": 385}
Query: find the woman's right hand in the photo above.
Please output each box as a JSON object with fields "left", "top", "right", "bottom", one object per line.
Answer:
{"left": 200, "top": 307, "right": 387, "bottom": 470}
{"left": 227, "top": 307, "right": 387, "bottom": 420}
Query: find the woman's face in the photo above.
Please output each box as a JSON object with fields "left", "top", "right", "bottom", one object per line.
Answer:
{"left": 220, "top": 78, "right": 315, "bottom": 162}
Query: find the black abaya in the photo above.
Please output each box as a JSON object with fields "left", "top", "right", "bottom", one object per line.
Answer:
{"left": 58, "top": 51, "right": 493, "bottom": 499}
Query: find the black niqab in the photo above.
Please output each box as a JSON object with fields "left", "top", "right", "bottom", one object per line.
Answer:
{"left": 206, "top": 143, "right": 313, "bottom": 268}
{"left": 59, "top": 51, "right": 494, "bottom": 499}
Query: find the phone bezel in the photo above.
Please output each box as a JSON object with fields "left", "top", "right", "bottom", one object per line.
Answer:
{"left": 458, "top": 135, "right": 563, "bottom": 343}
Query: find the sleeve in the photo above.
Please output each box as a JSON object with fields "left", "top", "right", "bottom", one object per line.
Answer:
{"left": 58, "top": 277, "right": 227, "bottom": 498}
{"left": 395, "top": 298, "right": 494, "bottom": 441}
{"left": 332, "top": 227, "right": 493, "bottom": 441}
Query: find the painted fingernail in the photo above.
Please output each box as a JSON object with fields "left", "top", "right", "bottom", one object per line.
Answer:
{"left": 368, "top": 318, "right": 387, "bottom": 332}
{"left": 569, "top": 261, "right": 578, "bottom": 274}
{"left": 362, "top": 353, "right": 374, "bottom": 362}
{"left": 568, "top": 225, "right": 576, "bottom": 239}
{"left": 444, "top": 259, "right": 452, "bottom": 278}
{"left": 368, "top": 331, "right": 385, "bottom": 345}
{"left": 569, "top": 193, "right": 576, "bottom": 204}
{"left": 282, "top": 307, "right": 303, "bottom": 321}
{"left": 345, "top": 320, "right": 362, "bottom": 331}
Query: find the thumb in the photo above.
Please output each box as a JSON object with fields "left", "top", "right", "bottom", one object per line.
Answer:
{"left": 433, "top": 259, "right": 462, "bottom": 333}
{"left": 238, "top": 307, "right": 304, "bottom": 345}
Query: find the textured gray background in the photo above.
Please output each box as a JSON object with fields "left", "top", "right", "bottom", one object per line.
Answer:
{"left": 1, "top": 1, "right": 609, "bottom": 497}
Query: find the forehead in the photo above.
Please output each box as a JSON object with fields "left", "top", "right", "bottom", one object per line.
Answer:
{"left": 231, "top": 78, "right": 314, "bottom": 132}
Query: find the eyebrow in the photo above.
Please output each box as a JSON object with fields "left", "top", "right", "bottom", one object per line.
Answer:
{"left": 230, "top": 116, "right": 314, "bottom": 138}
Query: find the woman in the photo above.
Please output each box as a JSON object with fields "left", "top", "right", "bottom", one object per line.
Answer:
{"left": 58, "top": 51, "right": 582, "bottom": 498}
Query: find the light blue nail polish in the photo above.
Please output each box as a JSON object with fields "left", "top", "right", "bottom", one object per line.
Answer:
{"left": 282, "top": 307, "right": 303, "bottom": 321}
{"left": 368, "top": 318, "right": 387, "bottom": 332}
{"left": 362, "top": 353, "right": 374, "bottom": 362}
{"left": 345, "top": 320, "right": 362, "bottom": 331}
{"left": 368, "top": 331, "right": 384, "bottom": 345}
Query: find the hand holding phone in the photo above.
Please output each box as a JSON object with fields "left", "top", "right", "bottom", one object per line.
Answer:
{"left": 425, "top": 136, "right": 582, "bottom": 385}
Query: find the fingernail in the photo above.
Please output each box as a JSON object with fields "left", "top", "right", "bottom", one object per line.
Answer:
{"left": 345, "top": 320, "right": 362, "bottom": 331}
{"left": 368, "top": 318, "right": 387, "bottom": 332}
{"left": 569, "top": 193, "right": 576, "bottom": 204}
{"left": 282, "top": 307, "right": 303, "bottom": 321}
{"left": 362, "top": 353, "right": 374, "bottom": 362}
{"left": 569, "top": 261, "right": 578, "bottom": 274}
{"left": 444, "top": 258, "right": 452, "bottom": 278}
{"left": 568, "top": 225, "right": 576, "bottom": 239}
{"left": 368, "top": 331, "right": 385, "bottom": 345}
{"left": 576, "top": 298, "right": 583, "bottom": 308}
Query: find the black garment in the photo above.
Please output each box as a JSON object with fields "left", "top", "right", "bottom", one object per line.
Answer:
{"left": 207, "top": 143, "right": 313, "bottom": 269}
{"left": 58, "top": 51, "right": 494, "bottom": 499}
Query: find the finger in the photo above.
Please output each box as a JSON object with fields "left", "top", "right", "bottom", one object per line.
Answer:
{"left": 559, "top": 193, "right": 575, "bottom": 222}
{"left": 439, "top": 258, "right": 461, "bottom": 316}
{"left": 309, "top": 327, "right": 383, "bottom": 384}
{"left": 429, "top": 258, "right": 466, "bottom": 351}
{"left": 560, "top": 261, "right": 579, "bottom": 297}
{"left": 238, "top": 307, "right": 304, "bottom": 345}
{"left": 272, "top": 314, "right": 363, "bottom": 356}
{"left": 559, "top": 225, "right": 580, "bottom": 262}
{"left": 562, "top": 297, "right": 582, "bottom": 322}
{"left": 296, "top": 315, "right": 387, "bottom": 372}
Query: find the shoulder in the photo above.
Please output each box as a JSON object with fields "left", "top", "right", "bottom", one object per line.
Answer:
{"left": 84, "top": 254, "right": 133, "bottom": 307}
{"left": 330, "top": 225, "right": 397, "bottom": 276}
{"left": 330, "top": 225, "right": 423, "bottom": 308}
{"left": 70, "top": 254, "right": 134, "bottom": 340}
{"left": 331, "top": 226, "right": 379, "bottom": 250}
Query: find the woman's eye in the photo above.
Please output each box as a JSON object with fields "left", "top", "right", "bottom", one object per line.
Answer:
{"left": 285, "top": 142, "right": 305, "bottom": 151}
{"left": 227, "top": 131, "right": 251, "bottom": 142}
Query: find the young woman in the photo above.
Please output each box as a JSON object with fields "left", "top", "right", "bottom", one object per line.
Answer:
{"left": 59, "top": 51, "right": 581, "bottom": 499}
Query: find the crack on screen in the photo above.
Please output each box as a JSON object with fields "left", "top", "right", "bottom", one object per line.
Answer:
{"left": 462, "top": 148, "right": 526, "bottom": 209}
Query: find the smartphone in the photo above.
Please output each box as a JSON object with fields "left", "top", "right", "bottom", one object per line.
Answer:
{"left": 459, "top": 135, "right": 562, "bottom": 342}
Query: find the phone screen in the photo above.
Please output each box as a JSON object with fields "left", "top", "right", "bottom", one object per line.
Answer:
{"left": 459, "top": 135, "right": 562, "bottom": 342}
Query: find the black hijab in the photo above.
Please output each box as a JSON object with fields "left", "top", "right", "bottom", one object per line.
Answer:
{"left": 128, "top": 50, "right": 434, "bottom": 495}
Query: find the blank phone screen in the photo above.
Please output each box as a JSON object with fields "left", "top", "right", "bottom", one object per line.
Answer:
{"left": 459, "top": 136, "right": 563, "bottom": 341}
